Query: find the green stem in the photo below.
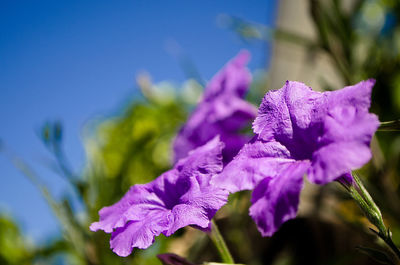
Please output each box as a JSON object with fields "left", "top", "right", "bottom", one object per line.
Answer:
{"left": 346, "top": 174, "right": 400, "bottom": 261}
{"left": 352, "top": 174, "right": 387, "bottom": 235}
{"left": 208, "top": 219, "right": 235, "bottom": 264}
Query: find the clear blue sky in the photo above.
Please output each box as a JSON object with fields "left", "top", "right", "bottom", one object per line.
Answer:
{"left": 0, "top": 0, "right": 277, "bottom": 243}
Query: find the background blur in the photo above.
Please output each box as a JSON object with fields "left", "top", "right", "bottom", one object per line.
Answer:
{"left": 0, "top": 0, "right": 276, "bottom": 242}
{"left": 1, "top": 0, "right": 400, "bottom": 264}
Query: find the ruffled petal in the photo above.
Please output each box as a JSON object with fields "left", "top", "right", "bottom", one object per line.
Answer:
{"left": 253, "top": 81, "right": 323, "bottom": 142}
{"left": 212, "top": 137, "right": 297, "bottom": 192}
{"left": 252, "top": 80, "right": 378, "bottom": 185}
{"left": 91, "top": 137, "right": 228, "bottom": 256}
{"left": 252, "top": 83, "right": 292, "bottom": 142}
{"left": 174, "top": 136, "right": 224, "bottom": 182}
{"left": 249, "top": 161, "right": 309, "bottom": 236}
{"left": 110, "top": 210, "right": 170, "bottom": 256}
{"left": 173, "top": 51, "right": 255, "bottom": 163}
{"left": 308, "top": 80, "right": 379, "bottom": 184}
{"left": 203, "top": 50, "right": 251, "bottom": 100}
{"left": 210, "top": 95, "right": 257, "bottom": 129}
{"left": 326, "top": 79, "right": 375, "bottom": 112}
{"left": 166, "top": 204, "right": 211, "bottom": 236}
{"left": 181, "top": 174, "right": 229, "bottom": 210}
{"left": 89, "top": 185, "right": 165, "bottom": 233}
{"left": 308, "top": 141, "right": 373, "bottom": 184}
{"left": 253, "top": 81, "right": 324, "bottom": 159}
{"left": 318, "top": 105, "right": 379, "bottom": 145}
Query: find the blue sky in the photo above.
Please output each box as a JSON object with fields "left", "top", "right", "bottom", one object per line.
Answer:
{"left": 0, "top": 0, "right": 277, "bottom": 243}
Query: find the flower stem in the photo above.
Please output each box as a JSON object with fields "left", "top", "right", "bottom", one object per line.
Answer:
{"left": 346, "top": 173, "right": 400, "bottom": 261}
{"left": 208, "top": 219, "right": 235, "bottom": 264}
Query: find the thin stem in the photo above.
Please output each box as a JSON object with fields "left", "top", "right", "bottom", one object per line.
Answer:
{"left": 208, "top": 219, "right": 234, "bottom": 264}
{"left": 344, "top": 174, "right": 400, "bottom": 261}
{"left": 379, "top": 120, "right": 400, "bottom": 131}
{"left": 352, "top": 173, "right": 387, "bottom": 235}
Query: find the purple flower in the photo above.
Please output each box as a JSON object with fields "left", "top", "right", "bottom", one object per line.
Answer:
{"left": 90, "top": 137, "right": 228, "bottom": 257}
{"left": 212, "top": 80, "right": 379, "bottom": 236}
{"left": 173, "top": 50, "right": 257, "bottom": 164}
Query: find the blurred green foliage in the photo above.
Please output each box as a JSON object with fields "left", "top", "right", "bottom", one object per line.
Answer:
{"left": 0, "top": 215, "right": 32, "bottom": 265}
{"left": 84, "top": 95, "right": 187, "bottom": 216}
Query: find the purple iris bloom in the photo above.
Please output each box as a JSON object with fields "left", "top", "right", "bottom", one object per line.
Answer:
{"left": 90, "top": 137, "right": 228, "bottom": 257}
{"left": 212, "top": 80, "right": 379, "bottom": 236}
{"left": 173, "top": 50, "right": 257, "bottom": 164}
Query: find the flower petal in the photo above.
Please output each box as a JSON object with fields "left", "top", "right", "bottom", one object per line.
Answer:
{"left": 249, "top": 161, "right": 309, "bottom": 236}
{"left": 173, "top": 51, "right": 255, "bottom": 163}
{"left": 212, "top": 137, "right": 297, "bottom": 192}
{"left": 252, "top": 80, "right": 378, "bottom": 184}
{"left": 327, "top": 79, "right": 375, "bottom": 112}
{"left": 91, "top": 137, "right": 228, "bottom": 256}
{"left": 166, "top": 204, "right": 211, "bottom": 236}
{"left": 89, "top": 185, "right": 165, "bottom": 233}
{"left": 253, "top": 81, "right": 324, "bottom": 159}
{"left": 203, "top": 49, "right": 251, "bottom": 100}
{"left": 110, "top": 210, "right": 170, "bottom": 256}
{"left": 318, "top": 105, "right": 379, "bottom": 145}
{"left": 253, "top": 81, "right": 323, "bottom": 140}
{"left": 308, "top": 80, "right": 379, "bottom": 184}
{"left": 308, "top": 141, "right": 373, "bottom": 184}
{"left": 174, "top": 136, "right": 224, "bottom": 181}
